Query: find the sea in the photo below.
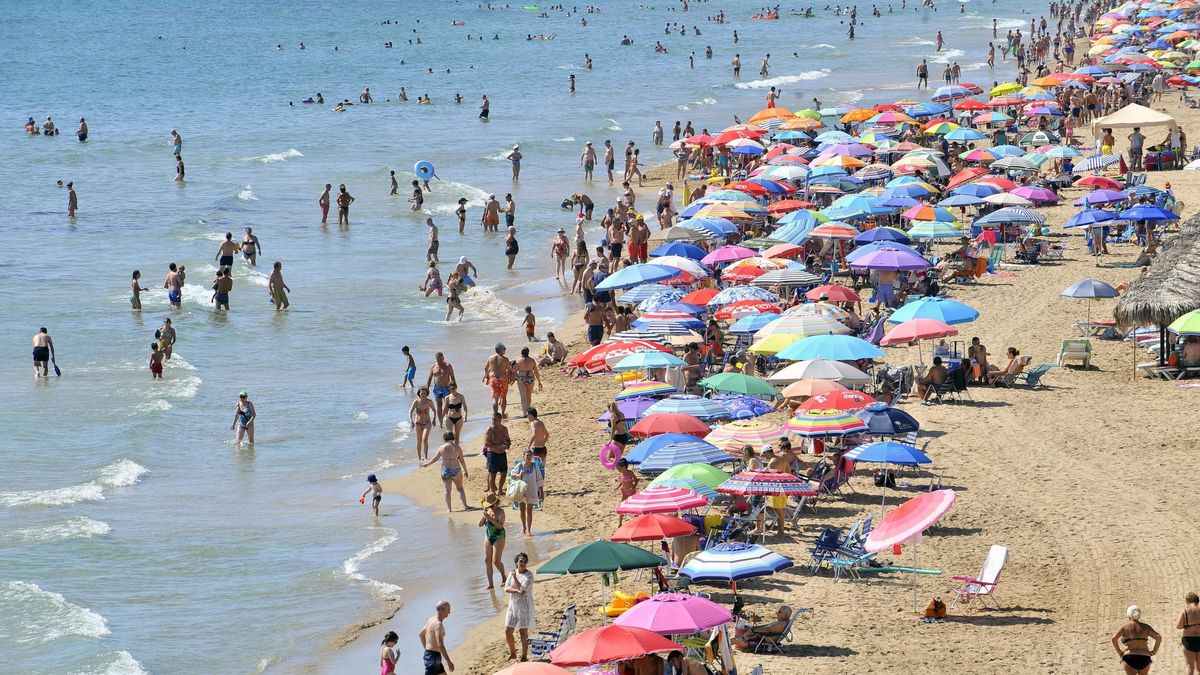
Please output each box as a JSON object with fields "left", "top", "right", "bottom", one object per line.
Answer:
{"left": 0, "top": 1, "right": 1029, "bottom": 672}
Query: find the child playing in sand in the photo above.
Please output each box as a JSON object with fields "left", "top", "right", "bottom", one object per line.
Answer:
{"left": 150, "top": 342, "right": 164, "bottom": 379}
{"left": 360, "top": 474, "right": 382, "bottom": 516}
{"left": 616, "top": 458, "right": 638, "bottom": 525}
{"left": 523, "top": 306, "right": 537, "bottom": 342}
{"left": 402, "top": 345, "right": 416, "bottom": 388}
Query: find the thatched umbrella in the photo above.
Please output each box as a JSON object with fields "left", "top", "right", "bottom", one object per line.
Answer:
{"left": 1114, "top": 213, "right": 1200, "bottom": 366}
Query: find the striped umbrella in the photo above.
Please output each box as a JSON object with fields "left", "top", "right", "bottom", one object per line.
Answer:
{"left": 680, "top": 542, "right": 794, "bottom": 583}
{"left": 907, "top": 221, "right": 964, "bottom": 240}
{"left": 640, "top": 440, "right": 738, "bottom": 473}
{"left": 729, "top": 314, "right": 780, "bottom": 335}
{"left": 855, "top": 402, "right": 920, "bottom": 435}
{"left": 808, "top": 222, "right": 862, "bottom": 240}
{"left": 622, "top": 283, "right": 676, "bottom": 304}
{"left": 570, "top": 339, "right": 674, "bottom": 371}
{"left": 646, "top": 477, "right": 720, "bottom": 500}
{"left": 713, "top": 300, "right": 783, "bottom": 322}
{"left": 1073, "top": 154, "right": 1121, "bottom": 173}
{"left": 750, "top": 269, "right": 824, "bottom": 287}
{"left": 645, "top": 395, "right": 731, "bottom": 421}
{"left": 717, "top": 469, "right": 818, "bottom": 496}
{"left": 706, "top": 286, "right": 781, "bottom": 309}
{"left": 705, "top": 419, "right": 786, "bottom": 453}
{"left": 616, "top": 381, "right": 679, "bottom": 401}
{"left": 632, "top": 320, "right": 704, "bottom": 335}
{"left": 783, "top": 302, "right": 852, "bottom": 322}
{"left": 754, "top": 314, "right": 850, "bottom": 339}
{"left": 975, "top": 206, "right": 1046, "bottom": 225}
{"left": 617, "top": 486, "right": 710, "bottom": 514}
{"left": 902, "top": 205, "right": 959, "bottom": 222}
{"left": 747, "top": 333, "right": 804, "bottom": 355}
{"left": 711, "top": 394, "right": 774, "bottom": 419}
{"left": 797, "top": 390, "right": 878, "bottom": 412}
{"left": 613, "top": 351, "right": 687, "bottom": 371}
{"left": 767, "top": 359, "right": 872, "bottom": 386}
{"left": 640, "top": 309, "right": 704, "bottom": 323}
{"left": 612, "top": 329, "right": 672, "bottom": 342}
{"left": 780, "top": 378, "right": 849, "bottom": 398}
{"left": 636, "top": 289, "right": 688, "bottom": 313}
{"left": 625, "top": 434, "right": 721, "bottom": 464}
{"left": 652, "top": 256, "right": 712, "bottom": 279}
{"left": 785, "top": 410, "right": 870, "bottom": 436}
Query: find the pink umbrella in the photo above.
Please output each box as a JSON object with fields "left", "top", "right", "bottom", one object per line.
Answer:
{"left": 701, "top": 245, "right": 758, "bottom": 266}
{"left": 614, "top": 592, "right": 733, "bottom": 634}
{"left": 865, "top": 489, "right": 957, "bottom": 609}
{"left": 1010, "top": 185, "right": 1059, "bottom": 204}
{"left": 879, "top": 319, "right": 959, "bottom": 347}
{"left": 617, "top": 486, "right": 709, "bottom": 515}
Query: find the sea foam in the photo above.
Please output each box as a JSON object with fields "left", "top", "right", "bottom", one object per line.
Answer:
{"left": 0, "top": 459, "right": 149, "bottom": 507}
{"left": 342, "top": 527, "right": 404, "bottom": 600}
{"left": 253, "top": 148, "right": 303, "bottom": 164}
{"left": 0, "top": 581, "right": 110, "bottom": 645}
{"left": 734, "top": 70, "right": 831, "bottom": 89}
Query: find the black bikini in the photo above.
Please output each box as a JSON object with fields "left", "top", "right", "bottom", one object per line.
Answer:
{"left": 1182, "top": 611, "right": 1200, "bottom": 652}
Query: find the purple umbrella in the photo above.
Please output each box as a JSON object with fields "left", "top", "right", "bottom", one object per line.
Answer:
{"left": 1011, "top": 186, "right": 1059, "bottom": 204}
{"left": 598, "top": 396, "right": 658, "bottom": 423}
{"left": 847, "top": 245, "right": 931, "bottom": 271}
{"left": 1073, "top": 189, "right": 1127, "bottom": 207}
{"left": 701, "top": 245, "right": 758, "bottom": 266}
{"left": 821, "top": 142, "right": 874, "bottom": 158}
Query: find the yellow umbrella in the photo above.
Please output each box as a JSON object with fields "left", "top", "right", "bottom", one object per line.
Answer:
{"left": 694, "top": 205, "right": 754, "bottom": 219}
{"left": 780, "top": 117, "right": 823, "bottom": 130}
{"left": 748, "top": 333, "right": 804, "bottom": 355}
{"left": 748, "top": 107, "right": 795, "bottom": 124}
{"left": 840, "top": 108, "right": 877, "bottom": 123}
{"left": 794, "top": 108, "right": 823, "bottom": 120}
{"left": 893, "top": 155, "right": 936, "bottom": 169}
{"left": 989, "top": 82, "right": 1023, "bottom": 96}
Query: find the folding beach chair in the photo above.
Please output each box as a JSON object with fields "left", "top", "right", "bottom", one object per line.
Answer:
{"left": 1057, "top": 339, "right": 1092, "bottom": 369}
{"left": 752, "top": 611, "right": 802, "bottom": 654}
{"left": 806, "top": 527, "right": 844, "bottom": 573}
{"left": 1015, "top": 363, "right": 1053, "bottom": 388}
{"left": 951, "top": 545, "right": 1008, "bottom": 609}
{"left": 529, "top": 604, "right": 577, "bottom": 659}
{"left": 989, "top": 356, "right": 1030, "bottom": 387}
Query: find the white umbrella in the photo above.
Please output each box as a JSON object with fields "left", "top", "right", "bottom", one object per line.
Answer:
{"left": 981, "top": 192, "right": 1034, "bottom": 206}
{"left": 651, "top": 255, "right": 711, "bottom": 279}
{"left": 767, "top": 359, "right": 872, "bottom": 385}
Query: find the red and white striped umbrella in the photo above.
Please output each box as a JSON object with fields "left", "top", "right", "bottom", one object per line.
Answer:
{"left": 616, "top": 486, "right": 710, "bottom": 514}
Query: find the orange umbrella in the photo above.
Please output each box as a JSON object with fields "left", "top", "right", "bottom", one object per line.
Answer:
{"left": 765, "top": 199, "right": 814, "bottom": 214}
{"left": 840, "top": 108, "right": 877, "bottom": 123}
{"left": 748, "top": 107, "right": 796, "bottom": 124}
{"left": 780, "top": 117, "right": 823, "bottom": 130}
{"left": 1029, "top": 75, "right": 1063, "bottom": 87}
{"left": 812, "top": 154, "right": 866, "bottom": 168}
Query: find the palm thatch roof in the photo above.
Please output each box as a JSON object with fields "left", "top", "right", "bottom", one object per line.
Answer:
{"left": 1114, "top": 213, "right": 1200, "bottom": 329}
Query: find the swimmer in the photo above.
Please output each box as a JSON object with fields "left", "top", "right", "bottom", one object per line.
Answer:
{"left": 130, "top": 270, "right": 148, "bottom": 310}
{"left": 402, "top": 346, "right": 417, "bottom": 388}
{"left": 411, "top": 180, "right": 424, "bottom": 212}
{"left": 241, "top": 227, "right": 261, "bottom": 265}
{"left": 427, "top": 218, "right": 440, "bottom": 263}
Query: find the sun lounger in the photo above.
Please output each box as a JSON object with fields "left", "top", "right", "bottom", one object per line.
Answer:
{"left": 951, "top": 545, "right": 1008, "bottom": 609}
{"left": 529, "top": 604, "right": 577, "bottom": 659}
{"left": 1057, "top": 339, "right": 1092, "bottom": 369}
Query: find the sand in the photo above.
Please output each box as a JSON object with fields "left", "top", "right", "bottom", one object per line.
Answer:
{"left": 374, "top": 95, "right": 1200, "bottom": 675}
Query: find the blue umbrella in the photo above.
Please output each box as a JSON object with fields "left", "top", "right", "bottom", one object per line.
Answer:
{"left": 597, "top": 397, "right": 658, "bottom": 423}
{"left": 951, "top": 183, "right": 1000, "bottom": 198}
{"left": 807, "top": 165, "right": 849, "bottom": 179}
{"left": 613, "top": 351, "right": 687, "bottom": 371}
{"left": 908, "top": 102, "right": 950, "bottom": 116}
{"left": 654, "top": 301, "right": 704, "bottom": 315}
{"left": 853, "top": 227, "right": 911, "bottom": 245}
{"left": 625, "top": 433, "right": 722, "bottom": 464}
{"left": 1118, "top": 205, "right": 1179, "bottom": 221}
{"left": 712, "top": 394, "right": 775, "bottom": 419}
{"left": 597, "top": 264, "right": 681, "bottom": 291}
{"left": 729, "top": 314, "right": 781, "bottom": 335}
{"left": 645, "top": 394, "right": 731, "bottom": 421}
{"left": 1062, "top": 279, "right": 1119, "bottom": 299}
{"left": 680, "top": 542, "right": 793, "bottom": 583}
{"left": 989, "top": 145, "right": 1026, "bottom": 157}
{"left": 814, "top": 130, "right": 853, "bottom": 142}
{"left": 651, "top": 242, "right": 708, "bottom": 260}
{"left": 887, "top": 297, "right": 979, "bottom": 324}
{"left": 879, "top": 195, "right": 921, "bottom": 209}
{"left": 679, "top": 217, "right": 739, "bottom": 237}
{"left": 882, "top": 183, "right": 936, "bottom": 199}
{"left": 636, "top": 290, "right": 688, "bottom": 313}
{"left": 621, "top": 283, "right": 675, "bottom": 304}
{"left": 774, "top": 209, "right": 822, "bottom": 228}
{"left": 632, "top": 318, "right": 705, "bottom": 334}
{"left": 776, "top": 334, "right": 886, "bottom": 361}
{"left": 855, "top": 402, "right": 920, "bottom": 435}
{"left": 845, "top": 441, "right": 932, "bottom": 465}
{"left": 944, "top": 128, "right": 987, "bottom": 142}
{"left": 733, "top": 145, "right": 764, "bottom": 155}
{"left": 1064, "top": 209, "right": 1119, "bottom": 229}
{"left": 937, "top": 194, "right": 986, "bottom": 208}
{"left": 640, "top": 440, "right": 737, "bottom": 473}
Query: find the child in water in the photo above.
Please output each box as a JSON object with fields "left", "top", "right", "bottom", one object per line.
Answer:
{"left": 360, "top": 474, "right": 383, "bottom": 516}
{"left": 150, "top": 342, "right": 164, "bottom": 379}
{"left": 523, "top": 306, "right": 537, "bottom": 342}
{"left": 402, "top": 345, "right": 416, "bottom": 388}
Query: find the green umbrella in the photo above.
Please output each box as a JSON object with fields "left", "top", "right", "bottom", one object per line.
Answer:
{"left": 697, "top": 373, "right": 779, "bottom": 398}
{"left": 650, "top": 463, "right": 731, "bottom": 491}
{"left": 1168, "top": 309, "right": 1200, "bottom": 335}
{"left": 538, "top": 540, "right": 665, "bottom": 575}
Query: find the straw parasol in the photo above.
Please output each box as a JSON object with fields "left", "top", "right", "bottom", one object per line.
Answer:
{"left": 1114, "top": 217, "right": 1200, "bottom": 366}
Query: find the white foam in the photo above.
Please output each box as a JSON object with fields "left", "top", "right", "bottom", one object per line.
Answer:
{"left": 162, "top": 375, "right": 201, "bottom": 400}
{"left": 342, "top": 527, "right": 403, "bottom": 600}
{"left": 391, "top": 421, "right": 412, "bottom": 444}
{"left": 961, "top": 61, "right": 990, "bottom": 72}
{"left": 0, "top": 459, "right": 149, "bottom": 507}
{"left": 236, "top": 185, "right": 258, "bottom": 201}
{"left": 801, "top": 43, "right": 836, "bottom": 49}
{"left": 252, "top": 148, "right": 303, "bottom": 164}
{"left": 734, "top": 70, "right": 830, "bottom": 89}
{"left": 165, "top": 356, "right": 197, "bottom": 371}
{"left": 604, "top": 118, "right": 622, "bottom": 131}
{"left": 131, "top": 399, "right": 173, "bottom": 415}
{"left": 352, "top": 411, "right": 369, "bottom": 420}
{"left": 0, "top": 581, "right": 109, "bottom": 645}
{"left": 79, "top": 651, "right": 148, "bottom": 675}
{"left": 555, "top": 136, "right": 575, "bottom": 142}
{"left": 930, "top": 49, "right": 965, "bottom": 64}
{"left": 901, "top": 38, "right": 936, "bottom": 46}
{"left": 5, "top": 516, "right": 112, "bottom": 543}
{"left": 676, "top": 96, "right": 717, "bottom": 111}
{"left": 996, "top": 18, "right": 1026, "bottom": 29}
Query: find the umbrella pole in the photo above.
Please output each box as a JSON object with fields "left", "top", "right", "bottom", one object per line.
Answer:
{"left": 911, "top": 540, "right": 919, "bottom": 614}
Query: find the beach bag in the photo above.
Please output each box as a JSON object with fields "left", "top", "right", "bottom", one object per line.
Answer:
{"left": 506, "top": 478, "right": 528, "bottom": 502}
{"left": 873, "top": 470, "right": 896, "bottom": 489}
{"left": 924, "top": 598, "right": 947, "bottom": 619}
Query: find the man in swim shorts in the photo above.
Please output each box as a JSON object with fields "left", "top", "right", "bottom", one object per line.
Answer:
{"left": 479, "top": 94, "right": 490, "bottom": 119}
{"left": 215, "top": 232, "right": 239, "bottom": 269}
{"left": 268, "top": 261, "right": 290, "bottom": 310}
{"left": 164, "top": 263, "right": 183, "bottom": 308}
{"left": 32, "top": 327, "right": 55, "bottom": 378}
{"left": 426, "top": 352, "right": 457, "bottom": 426}
{"left": 584, "top": 302, "right": 606, "bottom": 346}
{"left": 483, "top": 412, "right": 511, "bottom": 494}
{"left": 483, "top": 343, "right": 514, "bottom": 417}
{"left": 212, "top": 268, "right": 233, "bottom": 310}
{"left": 419, "top": 601, "right": 454, "bottom": 675}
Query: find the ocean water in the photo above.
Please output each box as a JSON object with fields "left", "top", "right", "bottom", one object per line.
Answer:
{"left": 0, "top": 1, "right": 1027, "bottom": 672}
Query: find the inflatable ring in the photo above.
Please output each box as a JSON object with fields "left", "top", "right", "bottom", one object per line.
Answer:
{"left": 599, "top": 442, "right": 622, "bottom": 469}
{"left": 414, "top": 161, "right": 436, "bottom": 180}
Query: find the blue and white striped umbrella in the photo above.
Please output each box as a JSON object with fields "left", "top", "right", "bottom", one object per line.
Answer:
{"left": 729, "top": 314, "right": 781, "bottom": 335}
{"left": 640, "top": 439, "right": 737, "bottom": 473}
{"left": 706, "top": 286, "right": 780, "bottom": 310}
{"left": 680, "top": 542, "right": 794, "bottom": 582}
{"left": 632, "top": 319, "right": 703, "bottom": 335}
{"left": 636, "top": 289, "right": 687, "bottom": 313}
{"left": 645, "top": 394, "right": 731, "bottom": 421}
{"left": 621, "top": 283, "right": 676, "bottom": 305}
{"left": 1072, "top": 154, "right": 1120, "bottom": 173}
{"left": 625, "top": 433, "right": 720, "bottom": 464}
{"left": 975, "top": 206, "right": 1045, "bottom": 225}
{"left": 712, "top": 394, "right": 774, "bottom": 419}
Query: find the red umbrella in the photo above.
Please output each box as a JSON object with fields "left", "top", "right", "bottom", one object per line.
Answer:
{"left": 946, "top": 167, "right": 988, "bottom": 190}
{"left": 611, "top": 514, "right": 698, "bottom": 542}
{"left": 680, "top": 288, "right": 720, "bottom": 305}
{"left": 630, "top": 413, "right": 710, "bottom": 438}
{"left": 958, "top": 82, "right": 983, "bottom": 94}
{"left": 762, "top": 242, "right": 806, "bottom": 258}
{"left": 721, "top": 266, "right": 766, "bottom": 283}
{"left": 765, "top": 200, "right": 814, "bottom": 215}
{"left": 713, "top": 299, "right": 782, "bottom": 321}
{"left": 716, "top": 468, "right": 817, "bottom": 496}
{"left": 725, "top": 181, "right": 770, "bottom": 196}
{"left": 617, "top": 486, "right": 709, "bottom": 515}
{"left": 797, "top": 389, "right": 878, "bottom": 412}
{"left": 1074, "top": 175, "right": 1123, "bottom": 190}
{"left": 569, "top": 340, "right": 673, "bottom": 372}
{"left": 549, "top": 625, "right": 683, "bottom": 666}
{"left": 805, "top": 284, "right": 860, "bottom": 302}
{"left": 683, "top": 134, "right": 715, "bottom": 146}
{"left": 976, "top": 175, "right": 1017, "bottom": 191}
{"left": 713, "top": 129, "right": 765, "bottom": 145}
{"left": 762, "top": 144, "right": 795, "bottom": 160}
{"left": 952, "top": 99, "right": 988, "bottom": 111}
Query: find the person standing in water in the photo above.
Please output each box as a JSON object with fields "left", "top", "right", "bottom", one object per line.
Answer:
{"left": 389, "top": 170, "right": 399, "bottom": 196}
{"left": 507, "top": 145, "right": 522, "bottom": 181}
{"left": 66, "top": 182, "right": 77, "bottom": 217}
{"left": 32, "top": 327, "right": 55, "bottom": 378}
{"left": 164, "top": 263, "right": 183, "bottom": 309}
{"left": 130, "top": 270, "right": 148, "bottom": 311}
{"left": 336, "top": 184, "right": 354, "bottom": 226}
{"left": 175, "top": 156, "right": 185, "bottom": 182}
{"left": 479, "top": 94, "right": 490, "bottom": 119}
{"left": 215, "top": 233, "right": 238, "bottom": 270}
{"left": 76, "top": 117, "right": 87, "bottom": 142}
{"left": 268, "top": 261, "right": 290, "bottom": 310}
{"left": 171, "top": 129, "right": 183, "bottom": 156}
{"left": 402, "top": 345, "right": 417, "bottom": 388}
{"left": 360, "top": 474, "right": 383, "bottom": 516}
{"left": 427, "top": 218, "right": 440, "bottom": 263}
{"left": 580, "top": 141, "right": 596, "bottom": 181}
{"left": 211, "top": 268, "right": 233, "bottom": 310}
{"left": 422, "top": 431, "right": 470, "bottom": 512}
{"left": 318, "top": 183, "right": 331, "bottom": 224}
{"left": 149, "top": 342, "right": 164, "bottom": 379}
{"left": 241, "top": 227, "right": 261, "bottom": 266}
{"left": 231, "top": 391, "right": 256, "bottom": 444}
{"left": 505, "top": 227, "right": 519, "bottom": 269}
{"left": 157, "top": 318, "right": 176, "bottom": 359}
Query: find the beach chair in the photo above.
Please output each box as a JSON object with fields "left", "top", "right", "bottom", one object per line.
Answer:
{"left": 1015, "top": 363, "right": 1053, "bottom": 388}
{"left": 1057, "top": 339, "right": 1092, "bottom": 369}
{"left": 951, "top": 545, "right": 1008, "bottom": 609}
{"left": 827, "top": 551, "right": 875, "bottom": 581}
{"left": 806, "top": 527, "right": 844, "bottom": 573}
{"left": 529, "top": 604, "right": 577, "bottom": 659}
{"left": 989, "top": 356, "right": 1030, "bottom": 387}
{"left": 752, "top": 611, "right": 800, "bottom": 654}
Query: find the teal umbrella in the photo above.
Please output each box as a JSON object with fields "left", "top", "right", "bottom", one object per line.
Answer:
{"left": 538, "top": 540, "right": 665, "bottom": 575}
{"left": 696, "top": 373, "right": 779, "bottom": 398}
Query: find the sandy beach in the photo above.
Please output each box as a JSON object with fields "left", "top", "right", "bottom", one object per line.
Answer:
{"left": 383, "top": 94, "right": 1200, "bottom": 675}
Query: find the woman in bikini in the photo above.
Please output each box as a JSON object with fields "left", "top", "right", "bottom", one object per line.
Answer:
{"left": 419, "top": 262, "right": 444, "bottom": 297}
{"left": 1178, "top": 593, "right": 1200, "bottom": 674}
{"left": 512, "top": 348, "right": 542, "bottom": 417}
{"left": 607, "top": 401, "right": 633, "bottom": 453}
{"left": 1112, "top": 605, "right": 1161, "bottom": 674}
{"left": 443, "top": 384, "right": 468, "bottom": 445}
{"left": 409, "top": 387, "right": 435, "bottom": 461}
{"left": 570, "top": 241, "right": 590, "bottom": 294}
{"left": 130, "top": 270, "right": 148, "bottom": 311}
{"left": 615, "top": 458, "right": 638, "bottom": 525}
{"left": 478, "top": 492, "right": 507, "bottom": 589}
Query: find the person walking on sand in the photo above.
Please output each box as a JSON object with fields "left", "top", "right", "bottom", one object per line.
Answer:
{"left": 268, "top": 261, "right": 290, "bottom": 310}
{"left": 66, "top": 182, "right": 77, "bottom": 217}
{"left": 511, "top": 450, "right": 542, "bottom": 535}
{"left": 418, "top": 601, "right": 454, "bottom": 675}
{"left": 507, "top": 145, "right": 522, "bottom": 181}
{"left": 32, "top": 327, "right": 56, "bottom": 378}
{"left": 422, "top": 431, "right": 470, "bottom": 512}
{"left": 527, "top": 407, "right": 549, "bottom": 464}
{"left": 483, "top": 412, "right": 511, "bottom": 494}
{"left": 1113, "top": 605, "right": 1160, "bottom": 674}
{"left": 484, "top": 343, "right": 514, "bottom": 417}
{"left": 479, "top": 493, "right": 507, "bottom": 588}
{"left": 360, "top": 473, "right": 383, "bottom": 516}
{"left": 409, "top": 387, "right": 435, "bottom": 460}
{"left": 241, "top": 227, "right": 261, "bottom": 266}
{"left": 1178, "top": 592, "right": 1200, "bottom": 674}
{"left": 443, "top": 383, "right": 468, "bottom": 442}
{"left": 231, "top": 391, "right": 256, "bottom": 444}
{"left": 318, "top": 184, "right": 331, "bottom": 224}
{"left": 503, "top": 552, "right": 536, "bottom": 661}
{"left": 336, "top": 184, "right": 354, "bottom": 226}
{"left": 513, "top": 347, "right": 542, "bottom": 416}
{"left": 157, "top": 318, "right": 176, "bottom": 359}
{"left": 130, "top": 270, "right": 148, "bottom": 310}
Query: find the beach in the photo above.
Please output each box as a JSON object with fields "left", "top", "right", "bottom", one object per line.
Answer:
{"left": 6, "top": 0, "right": 1200, "bottom": 673}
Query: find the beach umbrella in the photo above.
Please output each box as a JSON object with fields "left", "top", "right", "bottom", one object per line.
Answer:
{"left": 680, "top": 542, "right": 793, "bottom": 584}
{"left": 806, "top": 284, "right": 860, "bottom": 302}
{"left": 767, "top": 359, "right": 871, "bottom": 386}
{"left": 1011, "top": 186, "right": 1060, "bottom": 204}
{"left": 1168, "top": 310, "right": 1200, "bottom": 335}
{"left": 975, "top": 206, "right": 1045, "bottom": 225}
{"left": 614, "top": 592, "right": 732, "bottom": 634}
{"left": 748, "top": 333, "right": 803, "bottom": 355}
{"left": 713, "top": 299, "right": 783, "bottom": 322}
{"left": 785, "top": 410, "right": 870, "bottom": 436}
{"left": 597, "top": 264, "right": 681, "bottom": 291}
{"left": 797, "top": 389, "right": 877, "bottom": 413}
{"left": 982, "top": 192, "right": 1034, "bottom": 207}
{"left": 616, "top": 382, "right": 679, "bottom": 400}
{"left": 808, "top": 222, "right": 861, "bottom": 240}
{"left": 640, "top": 439, "right": 738, "bottom": 472}
{"left": 711, "top": 394, "right": 774, "bottom": 419}
{"left": 847, "top": 245, "right": 931, "bottom": 270}
{"left": 632, "top": 319, "right": 703, "bottom": 336}
{"left": 944, "top": 127, "right": 987, "bottom": 142}
{"left": 856, "top": 402, "right": 920, "bottom": 436}
{"left": 635, "top": 290, "right": 689, "bottom": 314}
{"left": 717, "top": 469, "right": 817, "bottom": 497}
{"left": 845, "top": 441, "right": 932, "bottom": 465}
{"left": 902, "top": 205, "right": 958, "bottom": 223}
{"left": 706, "top": 286, "right": 780, "bottom": 309}
{"left": 650, "top": 463, "right": 731, "bottom": 491}
{"left": 495, "top": 664, "right": 572, "bottom": 675}
{"left": 762, "top": 243, "right": 806, "bottom": 259}
{"left": 938, "top": 194, "right": 986, "bottom": 208}
{"left": 613, "top": 351, "right": 686, "bottom": 372}
{"left": 880, "top": 318, "right": 958, "bottom": 348}
{"left": 1045, "top": 145, "right": 1084, "bottom": 159}
{"left": 959, "top": 148, "right": 999, "bottom": 163}
{"left": 625, "top": 434, "right": 721, "bottom": 464}
{"left": 888, "top": 297, "right": 979, "bottom": 324}
{"left": 630, "top": 413, "right": 710, "bottom": 438}
{"left": 1062, "top": 279, "right": 1120, "bottom": 326}
{"left": 697, "top": 372, "right": 779, "bottom": 397}
{"left": 1074, "top": 175, "right": 1123, "bottom": 190}
{"left": 680, "top": 288, "right": 720, "bottom": 305}
{"left": 750, "top": 269, "right": 824, "bottom": 287}
{"left": 1065, "top": 208, "right": 1119, "bottom": 229}
{"left": 598, "top": 397, "right": 658, "bottom": 424}
{"left": 1073, "top": 154, "right": 1121, "bottom": 173}
{"left": 991, "top": 156, "right": 1039, "bottom": 171}
{"left": 729, "top": 314, "right": 780, "bottom": 335}
{"left": 621, "top": 283, "right": 677, "bottom": 305}
{"left": 780, "top": 378, "right": 849, "bottom": 398}
{"left": 864, "top": 489, "right": 958, "bottom": 610}
{"left": 645, "top": 394, "right": 730, "bottom": 422}
{"left": 1118, "top": 204, "right": 1179, "bottom": 221}
{"left": 947, "top": 168, "right": 992, "bottom": 190}
{"left": 704, "top": 419, "right": 786, "bottom": 452}
{"left": 853, "top": 226, "right": 911, "bottom": 244}
{"left": 570, "top": 339, "right": 673, "bottom": 371}
{"left": 611, "top": 514, "right": 698, "bottom": 543}
{"left": 650, "top": 242, "right": 708, "bottom": 260}
{"left": 617, "top": 486, "right": 710, "bottom": 515}
{"left": 680, "top": 216, "right": 738, "bottom": 238}
{"left": 1074, "top": 188, "right": 1128, "bottom": 207}
{"left": 651, "top": 256, "right": 711, "bottom": 279}
{"left": 648, "top": 226, "right": 711, "bottom": 244}
{"left": 549, "top": 625, "right": 682, "bottom": 667}
{"left": 951, "top": 182, "right": 1001, "bottom": 199}
{"left": 776, "top": 334, "right": 885, "bottom": 361}
{"left": 539, "top": 540, "right": 667, "bottom": 575}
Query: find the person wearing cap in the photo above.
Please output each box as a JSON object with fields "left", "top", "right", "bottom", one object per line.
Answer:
{"left": 507, "top": 144, "right": 522, "bottom": 181}
{"left": 483, "top": 343, "right": 514, "bottom": 416}
{"left": 360, "top": 474, "right": 383, "bottom": 516}
{"left": 580, "top": 141, "right": 596, "bottom": 181}
{"left": 551, "top": 228, "right": 570, "bottom": 278}
{"left": 629, "top": 214, "right": 650, "bottom": 263}
{"left": 454, "top": 256, "right": 477, "bottom": 288}
{"left": 231, "top": 391, "right": 256, "bottom": 445}
{"left": 505, "top": 225, "right": 520, "bottom": 269}
{"left": 481, "top": 194, "right": 501, "bottom": 232}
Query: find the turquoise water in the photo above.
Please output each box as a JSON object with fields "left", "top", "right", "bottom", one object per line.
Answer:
{"left": 0, "top": 1, "right": 1026, "bottom": 672}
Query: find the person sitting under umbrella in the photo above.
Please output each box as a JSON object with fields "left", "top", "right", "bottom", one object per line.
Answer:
{"left": 666, "top": 650, "right": 709, "bottom": 675}
{"left": 731, "top": 605, "right": 793, "bottom": 651}
{"left": 916, "top": 357, "right": 949, "bottom": 400}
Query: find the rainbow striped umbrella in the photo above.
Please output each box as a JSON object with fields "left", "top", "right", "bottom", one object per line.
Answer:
{"left": 902, "top": 205, "right": 959, "bottom": 222}
{"left": 704, "top": 419, "right": 786, "bottom": 453}
{"left": 717, "top": 469, "right": 818, "bottom": 496}
{"left": 616, "top": 381, "right": 679, "bottom": 400}
{"left": 784, "top": 410, "right": 870, "bottom": 437}
{"left": 616, "top": 486, "right": 710, "bottom": 515}
{"left": 808, "top": 221, "right": 861, "bottom": 240}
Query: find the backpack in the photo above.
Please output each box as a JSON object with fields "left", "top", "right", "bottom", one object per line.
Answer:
{"left": 924, "top": 597, "right": 947, "bottom": 619}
